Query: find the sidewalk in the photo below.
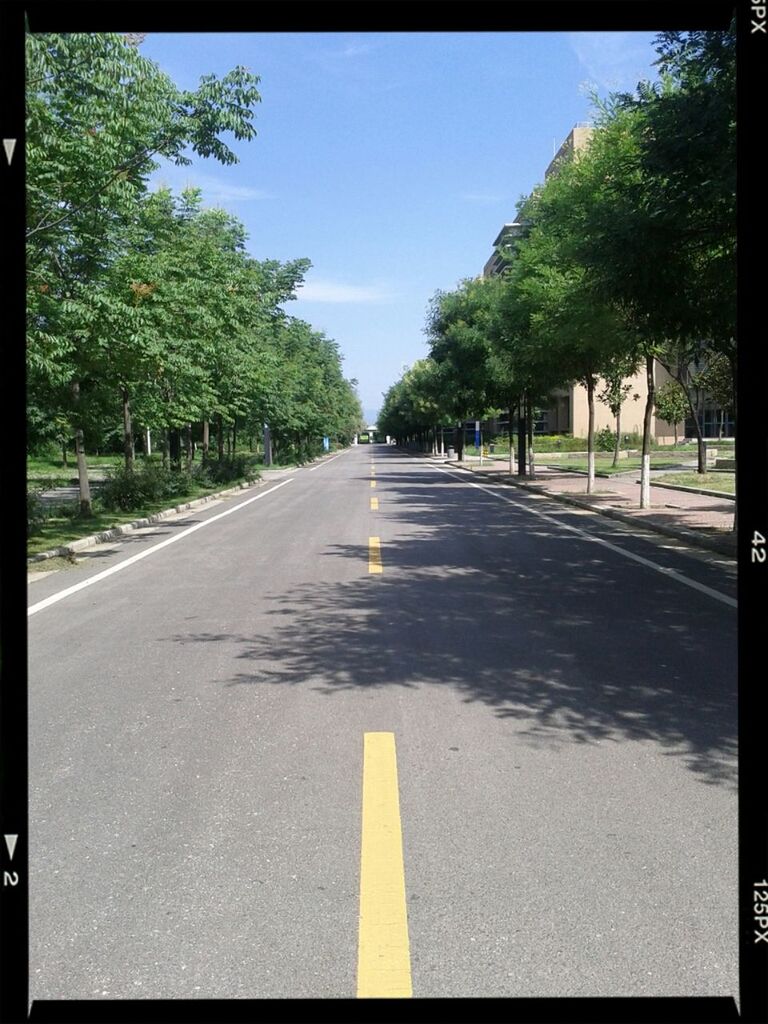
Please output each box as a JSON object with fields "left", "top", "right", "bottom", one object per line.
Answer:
{"left": 426, "top": 454, "right": 737, "bottom": 557}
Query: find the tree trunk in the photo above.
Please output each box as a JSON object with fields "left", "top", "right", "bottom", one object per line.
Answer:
{"left": 121, "top": 387, "right": 134, "bottom": 471}
{"left": 169, "top": 428, "right": 181, "bottom": 470}
{"left": 232, "top": 415, "right": 238, "bottom": 457}
{"left": 695, "top": 388, "right": 705, "bottom": 472}
{"left": 217, "top": 414, "right": 225, "bottom": 462}
{"left": 659, "top": 356, "right": 705, "bottom": 472}
{"left": 612, "top": 407, "right": 621, "bottom": 468}
{"left": 517, "top": 399, "right": 527, "bottom": 477}
{"left": 226, "top": 424, "right": 232, "bottom": 460}
{"left": 161, "top": 429, "right": 169, "bottom": 469}
{"left": 202, "top": 419, "right": 209, "bottom": 464}
{"left": 184, "top": 423, "right": 193, "bottom": 471}
{"left": 586, "top": 375, "right": 595, "bottom": 494}
{"left": 70, "top": 382, "right": 92, "bottom": 516}
{"left": 508, "top": 406, "right": 516, "bottom": 475}
{"left": 527, "top": 395, "right": 535, "bottom": 478}
{"left": 640, "top": 354, "right": 655, "bottom": 509}
{"left": 62, "top": 441, "right": 69, "bottom": 468}
{"left": 263, "top": 424, "right": 272, "bottom": 466}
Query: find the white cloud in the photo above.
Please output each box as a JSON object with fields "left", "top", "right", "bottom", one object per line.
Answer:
{"left": 153, "top": 169, "right": 272, "bottom": 204}
{"left": 294, "top": 278, "right": 394, "bottom": 304}
{"left": 569, "top": 32, "right": 659, "bottom": 93}
{"left": 339, "top": 43, "right": 374, "bottom": 57}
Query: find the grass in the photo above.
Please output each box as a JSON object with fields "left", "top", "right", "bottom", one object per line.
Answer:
{"left": 530, "top": 454, "right": 685, "bottom": 475}
{"left": 28, "top": 554, "right": 80, "bottom": 573}
{"left": 654, "top": 472, "right": 736, "bottom": 494}
{"left": 26, "top": 444, "right": 336, "bottom": 557}
{"left": 27, "top": 477, "right": 241, "bottom": 558}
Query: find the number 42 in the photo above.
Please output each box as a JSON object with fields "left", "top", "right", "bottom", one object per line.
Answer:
{"left": 752, "top": 531, "right": 766, "bottom": 563}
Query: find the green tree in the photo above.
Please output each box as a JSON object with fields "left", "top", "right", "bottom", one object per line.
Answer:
{"left": 26, "top": 32, "right": 262, "bottom": 510}
{"left": 654, "top": 379, "right": 690, "bottom": 445}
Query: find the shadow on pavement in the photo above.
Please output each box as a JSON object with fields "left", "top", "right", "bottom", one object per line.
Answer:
{"left": 168, "top": 469, "right": 737, "bottom": 791}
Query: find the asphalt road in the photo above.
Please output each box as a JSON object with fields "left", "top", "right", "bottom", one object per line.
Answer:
{"left": 28, "top": 444, "right": 737, "bottom": 1000}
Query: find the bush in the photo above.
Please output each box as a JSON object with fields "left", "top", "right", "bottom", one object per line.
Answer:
{"left": 196, "top": 455, "right": 260, "bottom": 486}
{"left": 27, "top": 490, "right": 48, "bottom": 536}
{"left": 99, "top": 465, "right": 151, "bottom": 511}
{"left": 595, "top": 427, "right": 616, "bottom": 452}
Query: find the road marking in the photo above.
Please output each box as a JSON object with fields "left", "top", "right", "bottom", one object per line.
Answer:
{"left": 368, "top": 537, "right": 383, "bottom": 573}
{"left": 371, "top": 497, "right": 379, "bottom": 511}
{"left": 27, "top": 479, "right": 295, "bottom": 616}
{"left": 430, "top": 467, "right": 737, "bottom": 608}
{"left": 370, "top": 480, "right": 376, "bottom": 489}
{"left": 371, "top": 468, "right": 376, "bottom": 476}
{"left": 308, "top": 449, "right": 349, "bottom": 471}
{"left": 357, "top": 732, "right": 411, "bottom": 998}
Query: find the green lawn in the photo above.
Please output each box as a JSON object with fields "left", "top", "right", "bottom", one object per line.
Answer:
{"left": 654, "top": 472, "right": 736, "bottom": 494}
{"left": 27, "top": 479, "right": 238, "bottom": 557}
{"left": 533, "top": 454, "right": 684, "bottom": 475}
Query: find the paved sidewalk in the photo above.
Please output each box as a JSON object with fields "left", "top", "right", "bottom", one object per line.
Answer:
{"left": 425, "top": 453, "right": 737, "bottom": 557}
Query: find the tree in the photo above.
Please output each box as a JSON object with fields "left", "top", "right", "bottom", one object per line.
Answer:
{"left": 425, "top": 280, "right": 496, "bottom": 462}
{"left": 26, "top": 32, "right": 262, "bottom": 510}
{"left": 654, "top": 380, "right": 690, "bottom": 446}
{"left": 508, "top": 179, "right": 636, "bottom": 492}
{"left": 597, "top": 352, "right": 641, "bottom": 466}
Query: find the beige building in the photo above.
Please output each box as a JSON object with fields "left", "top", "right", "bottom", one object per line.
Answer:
{"left": 544, "top": 123, "right": 594, "bottom": 180}
{"left": 484, "top": 123, "right": 679, "bottom": 444}
{"left": 547, "top": 365, "right": 680, "bottom": 444}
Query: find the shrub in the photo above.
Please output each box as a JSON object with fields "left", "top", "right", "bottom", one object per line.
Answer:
{"left": 595, "top": 426, "right": 616, "bottom": 452}
{"left": 198, "top": 455, "right": 260, "bottom": 485}
{"left": 99, "top": 465, "right": 150, "bottom": 511}
{"left": 27, "top": 490, "right": 48, "bottom": 536}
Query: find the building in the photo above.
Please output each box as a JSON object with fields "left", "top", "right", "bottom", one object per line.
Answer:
{"left": 544, "top": 123, "right": 594, "bottom": 180}
{"left": 482, "top": 222, "right": 526, "bottom": 279}
{"left": 483, "top": 123, "right": 681, "bottom": 444}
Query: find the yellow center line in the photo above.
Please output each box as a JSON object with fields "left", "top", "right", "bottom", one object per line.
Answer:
{"left": 368, "top": 536, "right": 382, "bottom": 573}
{"left": 370, "top": 497, "right": 379, "bottom": 511}
{"left": 370, "top": 479, "right": 376, "bottom": 489}
{"left": 357, "top": 732, "right": 412, "bottom": 998}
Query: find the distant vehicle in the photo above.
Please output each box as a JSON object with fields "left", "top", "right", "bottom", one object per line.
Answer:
{"left": 358, "top": 432, "right": 370, "bottom": 444}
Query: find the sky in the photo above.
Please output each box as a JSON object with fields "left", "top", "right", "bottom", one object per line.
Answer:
{"left": 138, "top": 31, "right": 663, "bottom": 424}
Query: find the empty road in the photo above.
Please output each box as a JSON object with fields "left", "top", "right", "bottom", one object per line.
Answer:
{"left": 28, "top": 444, "right": 737, "bottom": 1001}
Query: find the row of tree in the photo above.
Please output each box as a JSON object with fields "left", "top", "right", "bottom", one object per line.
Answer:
{"left": 27, "top": 32, "right": 363, "bottom": 514}
{"left": 379, "top": 26, "right": 735, "bottom": 510}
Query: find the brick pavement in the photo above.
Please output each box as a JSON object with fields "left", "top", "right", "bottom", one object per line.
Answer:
{"left": 425, "top": 454, "right": 737, "bottom": 557}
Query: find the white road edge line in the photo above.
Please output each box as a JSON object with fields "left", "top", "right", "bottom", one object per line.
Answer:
{"left": 308, "top": 449, "right": 350, "bottom": 471}
{"left": 431, "top": 465, "right": 737, "bottom": 609}
{"left": 28, "top": 478, "right": 295, "bottom": 617}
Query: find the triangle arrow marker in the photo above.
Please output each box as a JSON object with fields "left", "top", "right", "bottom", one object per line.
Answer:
{"left": 3, "top": 139, "right": 17, "bottom": 166}
{"left": 4, "top": 834, "right": 18, "bottom": 860}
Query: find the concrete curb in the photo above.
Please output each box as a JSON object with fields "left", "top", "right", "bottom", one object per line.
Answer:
{"left": 27, "top": 448, "right": 350, "bottom": 565}
{"left": 411, "top": 454, "right": 737, "bottom": 558}
{"left": 27, "top": 478, "right": 262, "bottom": 563}
{"left": 632, "top": 479, "right": 736, "bottom": 501}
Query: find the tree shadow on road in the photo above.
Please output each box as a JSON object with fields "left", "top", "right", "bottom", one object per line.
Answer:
{"left": 170, "top": 468, "right": 737, "bottom": 789}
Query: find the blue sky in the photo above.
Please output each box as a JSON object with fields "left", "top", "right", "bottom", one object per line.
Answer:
{"left": 139, "top": 31, "right": 662, "bottom": 423}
